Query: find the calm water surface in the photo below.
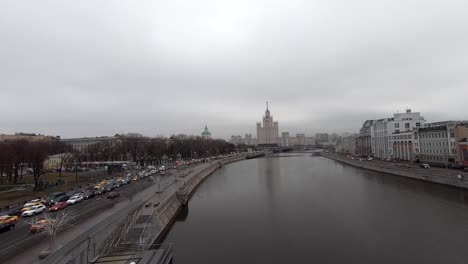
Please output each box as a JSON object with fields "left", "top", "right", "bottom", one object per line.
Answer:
{"left": 163, "top": 153, "right": 468, "bottom": 264}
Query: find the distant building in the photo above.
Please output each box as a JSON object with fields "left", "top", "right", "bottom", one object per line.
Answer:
{"left": 201, "top": 125, "right": 212, "bottom": 139}
{"left": 230, "top": 135, "right": 243, "bottom": 145}
{"left": 336, "top": 134, "right": 358, "bottom": 154}
{"left": 281, "top": 132, "right": 290, "bottom": 147}
{"left": 280, "top": 132, "right": 315, "bottom": 147}
{"left": 43, "top": 153, "right": 71, "bottom": 170}
{"left": 371, "top": 109, "right": 425, "bottom": 160}
{"left": 244, "top": 134, "right": 254, "bottom": 145}
{"left": 389, "top": 130, "right": 416, "bottom": 161}
{"left": 356, "top": 120, "right": 374, "bottom": 157}
{"left": 256, "top": 103, "right": 279, "bottom": 146}
{"left": 415, "top": 121, "right": 468, "bottom": 167}
{"left": 0, "top": 133, "right": 60, "bottom": 142}
{"left": 315, "top": 133, "right": 329, "bottom": 143}
{"left": 61, "top": 136, "right": 117, "bottom": 152}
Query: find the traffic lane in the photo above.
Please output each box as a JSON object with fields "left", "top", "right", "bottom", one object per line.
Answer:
{"left": 0, "top": 167, "right": 185, "bottom": 244}
{"left": 0, "top": 176, "right": 155, "bottom": 262}
{"left": 0, "top": 165, "right": 205, "bottom": 263}
{"left": 349, "top": 158, "right": 468, "bottom": 180}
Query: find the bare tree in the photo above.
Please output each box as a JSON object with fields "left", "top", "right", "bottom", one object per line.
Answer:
{"left": 28, "top": 210, "right": 74, "bottom": 257}
{"left": 57, "top": 152, "right": 72, "bottom": 177}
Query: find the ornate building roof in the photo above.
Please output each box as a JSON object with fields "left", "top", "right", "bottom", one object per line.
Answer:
{"left": 201, "top": 125, "right": 212, "bottom": 138}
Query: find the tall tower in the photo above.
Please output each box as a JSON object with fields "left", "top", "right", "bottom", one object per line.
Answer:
{"left": 256, "top": 102, "right": 279, "bottom": 146}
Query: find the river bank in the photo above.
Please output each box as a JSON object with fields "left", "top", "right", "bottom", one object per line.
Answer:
{"left": 321, "top": 152, "right": 468, "bottom": 189}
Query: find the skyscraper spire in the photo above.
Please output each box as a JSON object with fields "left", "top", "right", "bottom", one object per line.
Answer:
{"left": 266, "top": 101, "right": 269, "bottom": 110}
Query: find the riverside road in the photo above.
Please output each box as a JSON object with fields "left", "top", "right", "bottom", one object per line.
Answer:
{"left": 0, "top": 166, "right": 192, "bottom": 264}
{"left": 163, "top": 152, "right": 468, "bottom": 264}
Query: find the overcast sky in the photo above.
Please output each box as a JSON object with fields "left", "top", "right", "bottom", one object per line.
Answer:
{"left": 1, "top": 1, "right": 467, "bottom": 139}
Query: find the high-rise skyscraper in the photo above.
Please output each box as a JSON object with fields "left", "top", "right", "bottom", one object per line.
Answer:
{"left": 256, "top": 102, "right": 279, "bottom": 146}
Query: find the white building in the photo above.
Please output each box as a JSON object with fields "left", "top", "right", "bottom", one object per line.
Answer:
{"left": 256, "top": 103, "right": 279, "bottom": 146}
{"left": 371, "top": 109, "right": 425, "bottom": 160}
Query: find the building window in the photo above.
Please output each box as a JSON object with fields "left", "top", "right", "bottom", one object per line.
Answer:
{"left": 395, "top": 123, "right": 400, "bottom": 128}
{"left": 416, "top": 122, "right": 421, "bottom": 127}
{"left": 405, "top": 123, "right": 410, "bottom": 129}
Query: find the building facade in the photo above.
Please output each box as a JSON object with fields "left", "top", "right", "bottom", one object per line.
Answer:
{"left": 389, "top": 131, "right": 417, "bottom": 161}
{"left": 336, "top": 134, "right": 358, "bottom": 154}
{"left": 315, "top": 133, "right": 329, "bottom": 143}
{"left": 256, "top": 104, "right": 279, "bottom": 146}
{"left": 371, "top": 109, "right": 425, "bottom": 160}
{"left": 356, "top": 120, "right": 374, "bottom": 157}
{"left": 416, "top": 121, "right": 468, "bottom": 167}
{"left": 61, "top": 136, "right": 117, "bottom": 152}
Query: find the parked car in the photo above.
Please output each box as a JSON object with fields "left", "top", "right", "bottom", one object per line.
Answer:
{"left": 419, "top": 163, "right": 430, "bottom": 169}
{"left": 46, "top": 192, "right": 67, "bottom": 206}
{"left": 22, "top": 204, "right": 46, "bottom": 217}
{"left": 49, "top": 202, "right": 68, "bottom": 212}
{"left": 463, "top": 167, "right": 468, "bottom": 172}
{"left": 107, "top": 192, "right": 120, "bottom": 199}
{"left": 67, "top": 194, "right": 84, "bottom": 205}
{"left": 0, "top": 221, "right": 15, "bottom": 232}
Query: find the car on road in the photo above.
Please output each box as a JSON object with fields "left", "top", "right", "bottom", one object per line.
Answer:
{"left": 49, "top": 202, "right": 68, "bottom": 212}
{"left": 53, "top": 195, "right": 71, "bottom": 205}
{"left": 29, "top": 219, "right": 56, "bottom": 233}
{"left": 0, "top": 221, "right": 15, "bottom": 232}
{"left": 82, "top": 190, "right": 95, "bottom": 199}
{"left": 132, "top": 176, "right": 139, "bottom": 181}
{"left": 22, "top": 204, "right": 46, "bottom": 217}
{"left": 67, "top": 194, "right": 84, "bottom": 205}
{"left": 7, "top": 207, "right": 22, "bottom": 216}
{"left": 0, "top": 215, "right": 19, "bottom": 225}
{"left": 46, "top": 192, "right": 67, "bottom": 206}
{"left": 463, "top": 167, "right": 468, "bottom": 172}
{"left": 419, "top": 163, "right": 430, "bottom": 169}
{"left": 107, "top": 192, "right": 120, "bottom": 199}
{"left": 21, "top": 202, "right": 44, "bottom": 212}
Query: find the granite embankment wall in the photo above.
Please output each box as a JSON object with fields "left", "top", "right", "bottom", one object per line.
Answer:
{"left": 40, "top": 155, "right": 248, "bottom": 263}
{"left": 148, "top": 155, "right": 246, "bottom": 246}
{"left": 321, "top": 152, "right": 468, "bottom": 189}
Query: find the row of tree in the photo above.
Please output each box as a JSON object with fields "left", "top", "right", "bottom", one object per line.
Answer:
{"left": 0, "top": 136, "right": 236, "bottom": 189}
{"left": 0, "top": 140, "right": 71, "bottom": 187}
{"left": 75, "top": 136, "right": 237, "bottom": 165}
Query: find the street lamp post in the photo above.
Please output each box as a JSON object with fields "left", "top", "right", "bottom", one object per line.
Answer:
{"left": 74, "top": 160, "right": 78, "bottom": 185}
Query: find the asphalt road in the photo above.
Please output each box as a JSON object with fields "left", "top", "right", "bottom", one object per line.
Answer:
{"left": 0, "top": 169, "right": 179, "bottom": 263}
{"left": 332, "top": 153, "right": 468, "bottom": 180}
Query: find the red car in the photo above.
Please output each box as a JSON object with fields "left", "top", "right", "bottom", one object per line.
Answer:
{"left": 48, "top": 202, "right": 68, "bottom": 212}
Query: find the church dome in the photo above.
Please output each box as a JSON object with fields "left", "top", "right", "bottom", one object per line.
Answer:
{"left": 201, "top": 125, "right": 212, "bottom": 138}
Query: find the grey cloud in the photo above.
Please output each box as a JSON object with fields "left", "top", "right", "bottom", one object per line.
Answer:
{"left": 1, "top": 0, "right": 467, "bottom": 138}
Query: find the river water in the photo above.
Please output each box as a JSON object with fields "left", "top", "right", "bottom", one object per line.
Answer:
{"left": 162, "top": 152, "right": 468, "bottom": 264}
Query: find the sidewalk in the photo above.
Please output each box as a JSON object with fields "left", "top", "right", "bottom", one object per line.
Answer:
{"left": 322, "top": 152, "right": 468, "bottom": 189}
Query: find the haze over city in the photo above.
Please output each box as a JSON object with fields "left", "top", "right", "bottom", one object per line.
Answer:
{"left": 1, "top": 0, "right": 468, "bottom": 138}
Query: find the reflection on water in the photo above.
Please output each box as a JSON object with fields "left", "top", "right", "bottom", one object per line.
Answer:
{"left": 164, "top": 153, "right": 468, "bottom": 264}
